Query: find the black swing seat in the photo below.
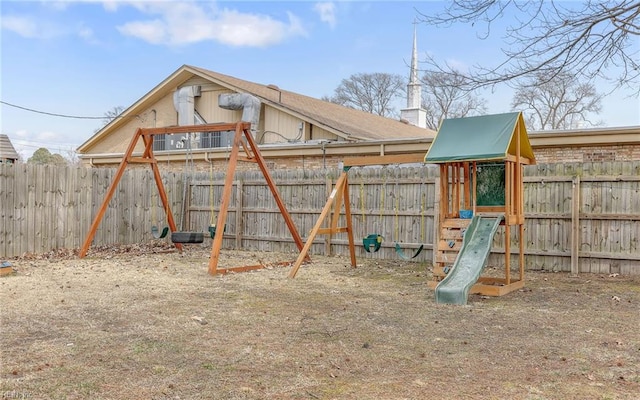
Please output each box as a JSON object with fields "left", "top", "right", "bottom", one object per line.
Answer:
{"left": 151, "top": 226, "right": 169, "bottom": 239}
{"left": 171, "top": 231, "right": 204, "bottom": 244}
{"left": 395, "top": 243, "right": 424, "bottom": 260}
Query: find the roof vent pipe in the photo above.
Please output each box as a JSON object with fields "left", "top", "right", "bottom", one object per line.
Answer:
{"left": 218, "top": 93, "right": 261, "bottom": 137}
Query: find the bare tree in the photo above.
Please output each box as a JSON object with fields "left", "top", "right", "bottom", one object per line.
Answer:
{"left": 102, "top": 106, "right": 125, "bottom": 126}
{"left": 511, "top": 71, "right": 603, "bottom": 130}
{"left": 325, "top": 73, "right": 406, "bottom": 117}
{"left": 417, "top": 1, "right": 640, "bottom": 93}
{"left": 421, "top": 71, "right": 487, "bottom": 129}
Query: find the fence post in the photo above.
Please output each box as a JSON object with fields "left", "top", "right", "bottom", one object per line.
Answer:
{"left": 432, "top": 176, "right": 441, "bottom": 267}
{"left": 324, "top": 174, "right": 332, "bottom": 256}
{"left": 235, "top": 180, "right": 243, "bottom": 249}
{"left": 571, "top": 176, "right": 581, "bottom": 276}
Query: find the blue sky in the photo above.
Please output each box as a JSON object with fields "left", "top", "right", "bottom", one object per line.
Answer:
{"left": 1, "top": 0, "right": 639, "bottom": 160}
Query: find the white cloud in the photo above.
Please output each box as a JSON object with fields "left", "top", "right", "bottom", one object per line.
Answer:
{"left": 118, "top": 19, "right": 167, "bottom": 44}
{"left": 445, "top": 58, "right": 470, "bottom": 73}
{"left": 1, "top": 13, "right": 100, "bottom": 44}
{"left": 115, "top": 2, "right": 307, "bottom": 47}
{"left": 77, "top": 25, "right": 96, "bottom": 42}
{"left": 0, "top": 15, "right": 60, "bottom": 39}
{"left": 313, "top": 2, "right": 337, "bottom": 29}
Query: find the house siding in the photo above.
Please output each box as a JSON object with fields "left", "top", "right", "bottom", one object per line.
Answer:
{"left": 263, "top": 108, "right": 306, "bottom": 144}
{"left": 309, "top": 125, "right": 337, "bottom": 141}
{"left": 86, "top": 94, "right": 178, "bottom": 154}
{"left": 195, "top": 87, "right": 242, "bottom": 124}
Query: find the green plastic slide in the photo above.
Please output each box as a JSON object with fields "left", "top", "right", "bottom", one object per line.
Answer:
{"left": 435, "top": 215, "right": 503, "bottom": 305}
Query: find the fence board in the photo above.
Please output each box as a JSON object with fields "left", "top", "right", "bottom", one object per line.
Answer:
{"left": 1, "top": 161, "right": 638, "bottom": 275}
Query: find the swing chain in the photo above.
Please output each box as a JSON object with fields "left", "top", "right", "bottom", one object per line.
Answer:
{"left": 360, "top": 180, "right": 366, "bottom": 226}
{"left": 209, "top": 160, "right": 215, "bottom": 226}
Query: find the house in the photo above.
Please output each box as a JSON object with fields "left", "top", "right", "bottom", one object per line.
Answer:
{"left": 77, "top": 65, "right": 435, "bottom": 170}
{"left": 0, "top": 134, "right": 19, "bottom": 164}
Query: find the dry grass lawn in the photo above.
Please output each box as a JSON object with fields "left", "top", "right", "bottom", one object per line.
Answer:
{"left": 1, "top": 244, "right": 639, "bottom": 399}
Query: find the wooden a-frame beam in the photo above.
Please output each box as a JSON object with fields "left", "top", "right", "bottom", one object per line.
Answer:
{"left": 80, "top": 121, "right": 307, "bottom": 276}
{"left": 289, "top": 171, "right": 355, "bottom": 278}
{"left": 79, "top": 128, "right": 183, "bottom": 258}
{"left": 207, "top": 122, "right": 308, "bottom": 275}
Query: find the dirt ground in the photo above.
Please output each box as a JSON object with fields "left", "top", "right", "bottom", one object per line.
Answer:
{"left": 1, "top": 243, "right": 639, "bottom": 400}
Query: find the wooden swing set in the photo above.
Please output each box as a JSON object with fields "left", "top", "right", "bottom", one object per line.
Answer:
{"left": 79, "top": 121, "right": 308, "bottom": 274}
{"left": 288, "top": 153, "right": 427, "bottom": 278}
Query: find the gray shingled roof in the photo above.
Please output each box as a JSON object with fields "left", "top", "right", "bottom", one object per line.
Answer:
{"left": 188, "top": 65, "right": 434, "bottom": 140}
{"left": 78, "top": 65, "right": 435, "bottom": 153}
{"left": 0, "top": 134, "right": 19, "bottom": 161}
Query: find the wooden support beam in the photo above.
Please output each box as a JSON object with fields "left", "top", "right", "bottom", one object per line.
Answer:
{"left": 79, "top": 129, "right": 182, "bottom": 258}
{"left": 342, "top": 172, "right": 357, "bottom": 267}
{"left": 244, "top": 124, "right": 306, "bottom": 253}
{"left": 209, "top": 122, "right": 307, "bottom": 275}
{"left": 289, "top": 171, "right": 351, "bottom": 278}
{"left": 432, "top": 176, "right": 441, "bottom": 269}
{"left": 318, "top": 227, "right": 350, "bottom": 234}
{"left": 141, "top": 122, "right": 250, "bottom": 135}
{"left": 571, "top": 176, "right": 581, "bottom": 275}
{"left": 80, "top": 120, "right": 303, "bottom": 276}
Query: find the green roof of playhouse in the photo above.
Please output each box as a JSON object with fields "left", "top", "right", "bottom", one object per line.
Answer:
{"left": 424, "top": 112, "right": 535, "bottom": 164}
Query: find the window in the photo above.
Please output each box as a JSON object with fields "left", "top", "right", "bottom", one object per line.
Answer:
{"left": 201, "top": 130, "right": 234, "bottom": 149}
{"left": 201, "top": 131, "right": 222, "bottom": 148}
{"left": 153, "top": 134, "right": 166, "bottom": 151}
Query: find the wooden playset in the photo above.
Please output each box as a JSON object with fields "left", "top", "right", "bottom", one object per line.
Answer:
{"left": 425, "top": 112, "right": 535, "bottom": 302}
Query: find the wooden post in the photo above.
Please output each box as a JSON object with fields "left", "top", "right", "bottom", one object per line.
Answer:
{"left": 79, "top": 129, "right": 182, "bottom": 258}
{"left": 571, "top": 176, "right": 581, "bottom": 276}
{"left": 432, "top": 176, "right": 441, "bottom": 268}
{"left": 328, "top": 173, "right": 345, "bottom": 256}
{"left": 453, "top": 163, "right": 460, "bottom": 217}
{"left": 235, "top": 180, "right": 243, "bottom": 248}
{"left": 342, "top": 173, "right": 357, "bottom": 267}
{"left": 209, "top": 124, "right": 243, "bottom": 274}
{"left": 519, "top": 223, "right": 525, "bottom": 281}
{"left": 244, "top": 124, "right": 306, "bottom": 253}
{"left": 209, "top": 122, "right": 306, "bottom": 274}
{"left": 505, "top": 161, "right": 512, "bottom": 285}
{"left": 289, "top": 171, "right": 350, "bottom": 278}
{"left": 471, "top": 162, "right": 477, "bottom": 215}
{"left": 463, "top": 162, "right": 471, "bottom": 210}
{"left": 324, "top": 175, "right": 333, "bottom": 256}
{"left": 518, "top": 159, "right": 525, "bottom": 281}
{"left": 440, "top": 165, "right": 448, "bottom": 219}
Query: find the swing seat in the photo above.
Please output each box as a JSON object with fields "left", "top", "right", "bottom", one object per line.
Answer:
{"left": 208, "top": 224, "right": 227, "bottom": 238}
{"left": 171, "top": 231, "right": 204, "bottom": 244}
{"left": 395, "top": 243, "right": 424, "bottom": 260}
{"left": 151, "top": 225, "right": 169, "bottom": 239}
{"left": 363, "top": 234, "right": 383, "bottom": 253}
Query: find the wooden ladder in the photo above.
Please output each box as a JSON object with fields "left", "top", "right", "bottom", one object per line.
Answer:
{"left": 432, "top": 218, "right": 472, "bottom": 279}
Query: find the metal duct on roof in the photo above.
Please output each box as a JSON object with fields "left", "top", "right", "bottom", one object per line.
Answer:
{"left": 218, "top": 93, "right": 261, "bottom": 137}
{"left": 172, "top": 86, "right": 204, "bottom": 150}
{"left": 173, "top": 86, "right": 201, "bottom": 126}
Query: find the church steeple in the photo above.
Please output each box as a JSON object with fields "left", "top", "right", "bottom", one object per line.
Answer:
{"left": 400, "top": 24, "right": 427, "bottom": 128}
{"left": 407, "top": 25, "right": 421, "bottom": 109}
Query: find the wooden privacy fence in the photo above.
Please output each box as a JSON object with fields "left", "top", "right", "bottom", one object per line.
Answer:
{"left": 1, "top": 161, "right": 638, "bottom": 275}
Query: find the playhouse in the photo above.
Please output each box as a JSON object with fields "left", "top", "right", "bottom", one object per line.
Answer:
{"left": 425, "top": 112, "right": 536, "bottom": 304}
